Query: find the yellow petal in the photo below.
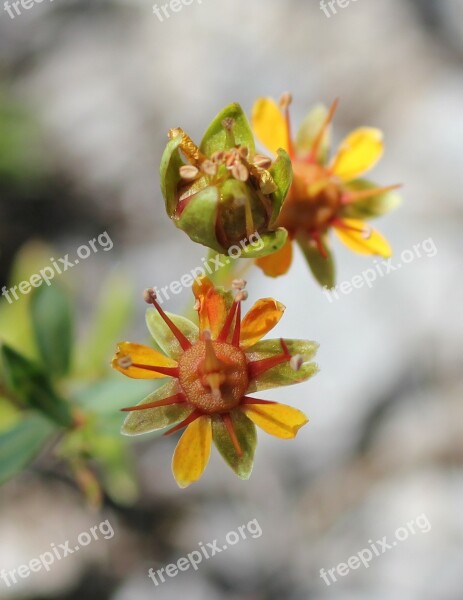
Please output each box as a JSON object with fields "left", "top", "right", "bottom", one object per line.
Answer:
{"left": 240, "top": 299, "right": 286, "bottom": 349}
{"left": 172, "top": 416, "right": 212, "bottom": 488}
{"left": 252, "top": 98, "right": 288, "bottom": 155}
{"left": 255, "top": 238, "right": 293, "bottom": 278}
{"left": 112, "top": 342, "right": 178, "bottom": 379}
{"left": 334, "top": 219, "right": 392, "bottom": 257}
{"left": 242, "top": 403, "right": 308, "bottom": 439}
{"left": 331, "top": 127, "right": 384, "bottom": 181}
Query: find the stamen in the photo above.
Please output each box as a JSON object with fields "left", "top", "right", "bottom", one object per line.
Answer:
{"left": 144, "top": 288, "right": 192, "bottom": 351}
{"left": 341, "top": 184, "right": 402, "bottom": 204}
{"left": 248, "top": 339, "right": 292, "bottom": 380}
{"left": 290, "top": 355, "right": 304, "bottom": 371}
{"left": 241, "top": 397, "right": 277, "bottom": 406}
{"left": 121, "top": 393, "right": 185, "bottom": 412}
{"left": 201, "top": 159, "right": 217, "bottom": 176}
{"left": 179, "top": 165, "right": 200, "bottom": 180}
{"left": 168, "top": 128, "right": 204, "bottom": 165}
{"left": 311, "top": 231, "right": 328, "bottom": 259}
{"left": 164, "top": 410, "right": 203, "bottom": 436}
{"left": 253, "top": 154, "right": 273, "bottom": 170}
{"left": 118, "top": 356, "right": 133, "bottom": 369}
{"left": 222, "top": 413, "right": 243, "bottom": 457}
{"left": 231, "top": 162, "right": 249, "bottom": 182}
{"left": 218, "top": 291, "right": 247, "bottom": 342}
{"left": 232, "top": 279, "right": 247, "bottom": 291}
{"left": 243, "top": 193, "right": 255, "bottom": 239}
{"left": 222, "top": 117, "right": 236, "bottom": 148}
{"left": 231, "top": 299, "right": 242, "bottom": 348}
{"left": 308, "top": 97, "right": 339, "bottom": 164}
{"left": 279, "top": 92, "right": 295, "bottom": 158}
{"left": 130, "top": 362, "right": 179, "bottom": 378}
{"left": 333, "top": 219, "right": 371, "bottom": 238}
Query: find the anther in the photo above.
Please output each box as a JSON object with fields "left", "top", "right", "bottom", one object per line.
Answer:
{"left": 231, "top": 162, "right": 249, "bottom": 182}
{"left": 290, "top": 355, "right": 304, "bottom": 372}
{"left": 143, "top": 288, "right": 157, "bottom": 304}
{"left": 279, "top": 92, "right": 293, "bottom": 111}
{"left": 253, "top": 154, "right": 272, "bottom": 170}
{"left": 235, "top": 291, "right": 248, "bottom": 303}
{"left": 362, "top": 225, "right": 373, "bottom": 240}
{"left": 222, "top": 117, "right": 235, "bottom": 131}
{"left": 201, "top": 160, "right": 217, "bottom": 176}
{"left": 118, "top": 356, "right": 133, "bottom": 369}
{"left": 232, "top": 279, "right": 247, "bottom": 291}
{"left": 179, "top": 165, "right": 200, "bottom": 180}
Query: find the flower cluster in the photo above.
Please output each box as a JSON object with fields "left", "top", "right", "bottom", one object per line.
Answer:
{"left": 113, "top": 95, "right": 401, "bottom": 487}
{"left": 251, "top": 94, "right": 401, "bottom": 287}
{"left": 112, "top": 278, "right": 318, "bottom": 487}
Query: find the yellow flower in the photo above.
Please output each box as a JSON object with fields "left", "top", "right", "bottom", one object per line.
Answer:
{"left": 252, "top": 94, "right": 401, "bottom": 287}
{"left": 112, "top": 278, "right": 318, "bottom": 488}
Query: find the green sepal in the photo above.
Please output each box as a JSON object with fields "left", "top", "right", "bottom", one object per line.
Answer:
{"left": 175, "top": 186, "right": 224, "bottom": 253}
{"left": 146, "top": 309, "right": 199, "bottom": 361}
{"left": 296, "top": 232, "right": 336, "bottom": 289}
{"left": 160, "top": 134, "right": 185, "bottom": 216}
{"left": 295, "top": 104, "right": 330, "bottom": 164}
{"left": 30, "top": 283, "right": 73, "bottom": 378}
{"left": 212, "top": 409, "right": 256, "bottom": 480}
{"left": 200, "top": 103, "right": 255, "bottom": 157}
{"left": 246, "top": 339, "right": 319, "bottom": 392}
{"left": 340, "top": 179, "right": 401, "bottom": 220}
{"left": 1, "top": 344, "right": 74, "bottom": 428}
{"left": 268, "top": 149, "right": 293, "bottom": 224}
{"left": 240, "top": 228, "right": 288, "bottom": 259}
{"left": 121, "top": 380, "right": 193, "bottom": 436}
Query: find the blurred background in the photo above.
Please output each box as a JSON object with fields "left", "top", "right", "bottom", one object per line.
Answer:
{"left": 1, "top": 0, "right": 462, "bottom": 598}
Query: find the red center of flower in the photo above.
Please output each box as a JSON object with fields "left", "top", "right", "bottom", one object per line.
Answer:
{"left": 178, "top": 339, "right": 249, "bottom": 414}
{"left": 277, "top": 161, "right": 342, "bottom": 235}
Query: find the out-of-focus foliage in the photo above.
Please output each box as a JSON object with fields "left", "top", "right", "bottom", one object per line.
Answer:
{"left": 0, "top": 243, "right": 152, "bottom": 505}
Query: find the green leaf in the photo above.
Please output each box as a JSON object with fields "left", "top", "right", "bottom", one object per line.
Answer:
{"left": 240, "top": 228, "right": 288, "bottom": 259}
{"left": 30, "top": 283, "right": 73, "bottom": 378}
{"left": 176, "top": 186, "right": 224, "bottom": 253}
{"left": 268, "top": 149, "right": 293, "bottom": 224}
{"left": 160, "top": 134, "right": 185, "bottom": 216}
{"left": 212, "top": 410, "right": 256, "bottom": 479}
{"left": 146, "top": 309, "right": 199, "bottom": 361}
{"left": 295, "top": 104, "right": 331, "bottom": 164}
{"left": 200, "top": 103, "right": 255, "bottom": 157}
{"left": 1, "top": 345, "right": 74, "bottom": 427}
{"left": 340, "top": 179, "right": 402, "bottom": 220}
{"left": 296, "top": 232, "right": 336, "bottom": 289}
{"left": 121, "top": 380, "right": 194, "bottom": 436}
{"left": 246, "top": 339, "right": 319, "bottom": 392}
{"left": 0, "top": 414, "right": 55, "bottom": 485}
